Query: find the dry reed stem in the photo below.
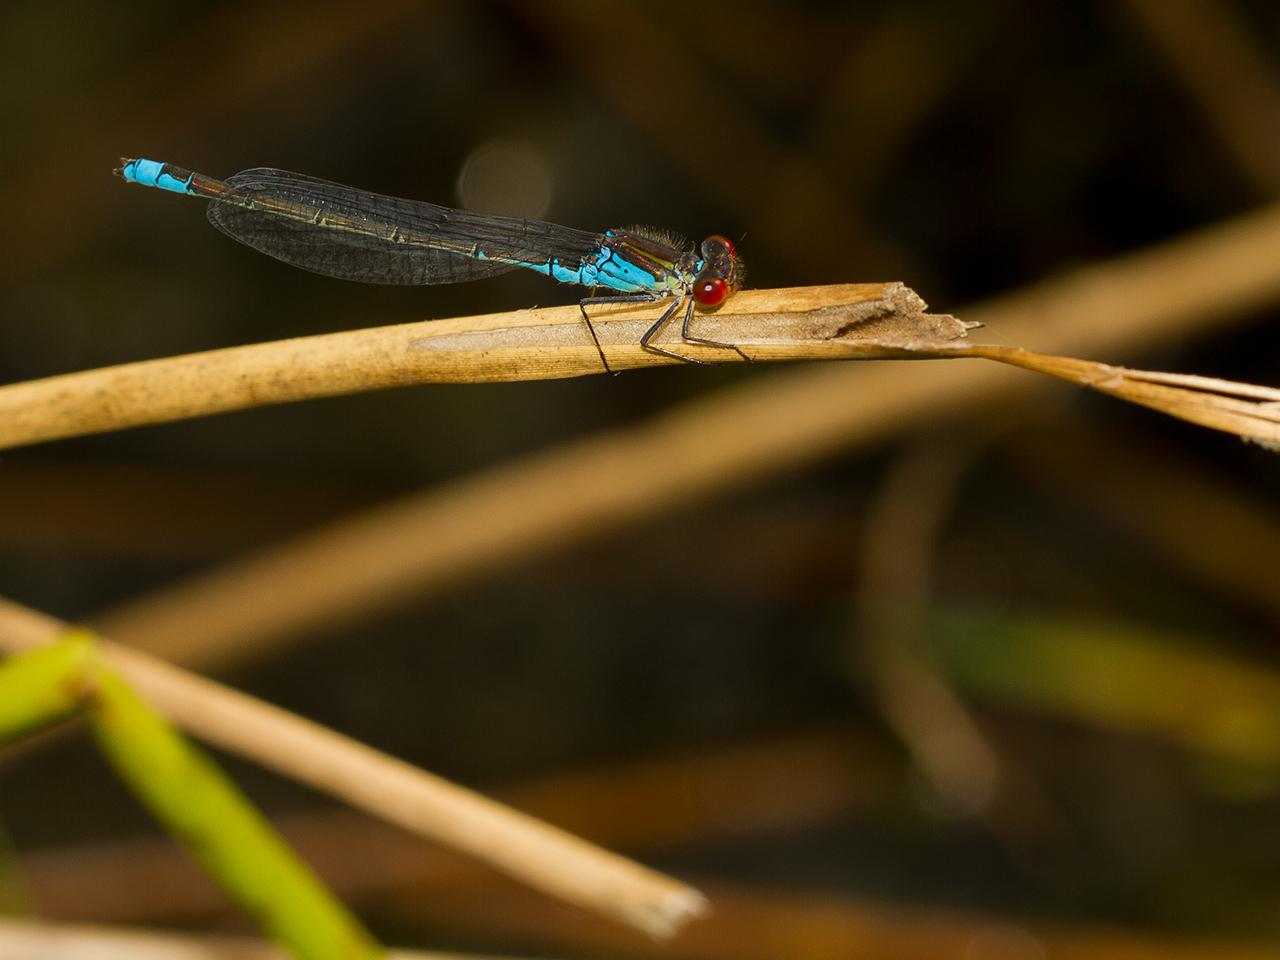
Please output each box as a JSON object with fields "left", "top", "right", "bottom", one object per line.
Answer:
{"left": 0, "top": 919, "right": 514, "bottom": 960}
{"left": 0, "top": 283, "right": 965, "bottom": 451}
{"left": 0, "top": 598, "right": 707, "bottom": 939}
{"left": 2, "top": 278, "right": 1277, "bottom": 454}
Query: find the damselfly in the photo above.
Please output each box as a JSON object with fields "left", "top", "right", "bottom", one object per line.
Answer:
{"left": 116, "top": 158, "right": 746, "bottom": 371}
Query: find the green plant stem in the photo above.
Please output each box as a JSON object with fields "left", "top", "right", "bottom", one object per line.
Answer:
{"left": 1, "top": 630, "right": 385, "bottom": 960}
{"left": 0, "top": 634, "right": 92, "bottom": 739}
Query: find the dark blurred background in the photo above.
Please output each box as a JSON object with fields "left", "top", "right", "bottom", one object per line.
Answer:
{"left": 2, "top": 2, "right": 1280, "bottom": 958}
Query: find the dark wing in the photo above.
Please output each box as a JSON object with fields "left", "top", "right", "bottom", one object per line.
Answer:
{"left": 206, "top": 167, "right": 604, "bottom": 286}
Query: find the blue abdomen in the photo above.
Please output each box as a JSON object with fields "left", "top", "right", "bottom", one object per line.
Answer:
{"left": 119, "top": 158, "right": 194, "bottom": 194}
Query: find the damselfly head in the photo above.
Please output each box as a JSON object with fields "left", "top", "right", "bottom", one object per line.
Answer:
{"left": 692, "top": 234, "right": 743, "bottom": 308}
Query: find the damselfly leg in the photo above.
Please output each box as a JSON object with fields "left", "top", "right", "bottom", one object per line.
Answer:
{"left": 639, "top": 296, "right": 707, "bottom": 365}
{"left": 578, "top": 292, "right": 662, "bottom": 374}
{"left": 679, "top": 297, "right": 752, "bottom": 363}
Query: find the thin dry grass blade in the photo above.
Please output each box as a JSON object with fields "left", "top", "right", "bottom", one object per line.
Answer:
{"left": 947, "top": 345, "right": 1280, "bottom": 443}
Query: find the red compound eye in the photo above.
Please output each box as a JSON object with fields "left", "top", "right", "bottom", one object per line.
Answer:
{"left": 693, "top": 276, "right": 728, "bottom": 306}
